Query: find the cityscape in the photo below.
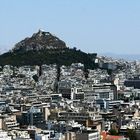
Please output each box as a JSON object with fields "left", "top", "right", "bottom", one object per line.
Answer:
{"left": 0, "top": 1, "right": 140, "bottom": 140}
{"left": 0, "top": 29, "right": 139, "bottom": 140}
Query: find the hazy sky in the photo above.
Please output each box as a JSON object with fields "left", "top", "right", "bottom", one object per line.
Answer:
{"left": 0, "top": 0, "right": 140, "bottom": 54}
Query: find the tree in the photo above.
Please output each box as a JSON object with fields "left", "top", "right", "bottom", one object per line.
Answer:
{"left": 109, "top": 129, "right": 118, "bottom": 135}
{"left": 32, "top": 74, "right": 39, "bottom": 82}
{"left": 84, "top": 67, "right": 89, "bottom": 79}
{"left": 126, "top": 129, "right": 136, "bottom": 140}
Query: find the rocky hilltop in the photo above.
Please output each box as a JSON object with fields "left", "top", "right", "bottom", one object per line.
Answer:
{"left": 12, "top": 29, "right": 67, "bottom": 52}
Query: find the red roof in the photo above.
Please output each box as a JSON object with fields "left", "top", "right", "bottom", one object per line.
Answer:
{"left": 101, "top": 131, "right": 126, "bottom": 140}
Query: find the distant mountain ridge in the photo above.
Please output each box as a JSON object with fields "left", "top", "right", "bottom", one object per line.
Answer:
{"left": 101, "top": 53, "right": 140, "bottom": 61}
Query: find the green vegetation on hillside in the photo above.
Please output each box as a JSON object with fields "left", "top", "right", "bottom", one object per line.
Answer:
{"left": 0, "top": 48, "right": 97, "bottom": 69}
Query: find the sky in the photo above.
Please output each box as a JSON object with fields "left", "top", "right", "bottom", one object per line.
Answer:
{"left": 0, "top": 0, "right": 140, "bottom": 55}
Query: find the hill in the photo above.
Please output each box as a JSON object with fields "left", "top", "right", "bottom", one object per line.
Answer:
{"left": 0, "top": 30, "right": 97, "bottom": 69}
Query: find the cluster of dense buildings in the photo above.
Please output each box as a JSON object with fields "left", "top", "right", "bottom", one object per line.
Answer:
{"left": 0, "top": 57, "right": 140, "bottom": 140}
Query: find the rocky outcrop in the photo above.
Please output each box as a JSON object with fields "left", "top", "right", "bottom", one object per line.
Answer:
{"left": 12, "top": 29, "right": 67, "bottom": 52}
